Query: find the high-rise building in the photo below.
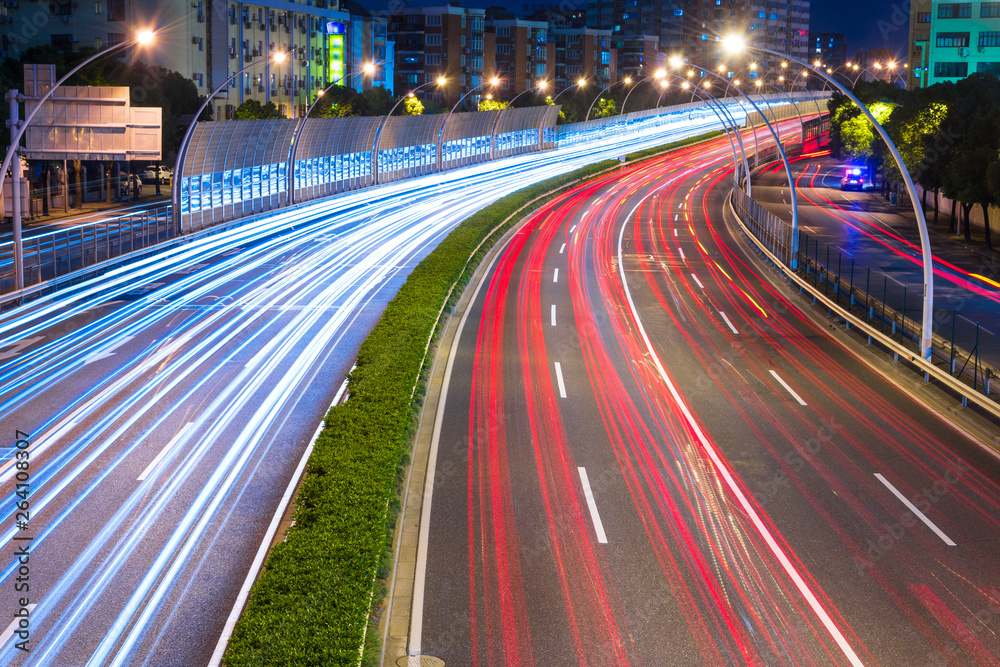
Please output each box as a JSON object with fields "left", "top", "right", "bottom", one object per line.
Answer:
{"left": 584, "top": 0, "right": 809, "bottom": 80}
{"left": 0, "top": 0, "right": 389, "bottom": 119}
{"left": 908, "top": 0, "right": 1000, "bottom": 88}
{"left": 389, "top": 5, "right": 489, "bottom": 108}
{"left": 485, "top": 7, "right": 554, "bottom": 97}
{"left": 551, "top": 27, "right": 616, "bottom": 95}
{"left": 811, "top": 33, "right": 847, "bottom": 70}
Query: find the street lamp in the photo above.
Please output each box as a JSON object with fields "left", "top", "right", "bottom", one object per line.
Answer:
{"left": 586, "top": 76, "right": 631, "bottom": 121}
{"left": 372, "top": 76, "right": 447, "bottom": 185}
{"left": 724, "top": 33, "right": 935, "bottom": 359}
{"left": 286, "top": 61, "right": 381, "bottom": 203}
{"left": 489, "top": 80, "right": 548, "bottom": 160}
{"left": 435, "top": 76, "right": 499, "bottom": 170}
{"left": 1, "top": 28, "right": 156, "bottom": 291}
{"left": 172, "top": 50, "right": 289, "bottom": 230}
{"left": 673, "top": 56, "right": 800, "bottom": 266}
{"left": 550, "top": 75, "right": 593, "bottom": 104}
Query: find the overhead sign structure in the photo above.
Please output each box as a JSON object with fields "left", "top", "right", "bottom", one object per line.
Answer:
{"left": 21, "top": 64, "right": 162, "bottom": 161}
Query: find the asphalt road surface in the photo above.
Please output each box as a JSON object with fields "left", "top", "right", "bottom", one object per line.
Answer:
{"left": 419, "top": 124, "right": 1000, "bottom": 666}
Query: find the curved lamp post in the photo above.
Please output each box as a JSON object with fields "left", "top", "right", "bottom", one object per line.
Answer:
{"left": 172, "top": 50, "right": 290, "bottom": 231}
{"left": 371, "top": 76, "right": 447, "bottom": 185}
{"left": 287, "top": 62, "right": 377, "bottom": 202}
{"left": 586, "top": 76, "right": 632, "bottom": 121}
{"left": 490, "top": 80, "right": 547, "bottom": 160}
{"left": 673, "top": 57, "right": 801, "bottom": 267}
{"left": 2, "top": 29, "right": 155, "bottom": 291}
{"left": 551, "top": 75, "right": 594, "bottom": 104}
{"left": 725, "top": 35, "right": 934, "bottom": 358}
{"left": 620, "top": 69, "right": 666, "bottom": 115}
{"left": 435, "top": 76, "right": 500, "bottom": 172}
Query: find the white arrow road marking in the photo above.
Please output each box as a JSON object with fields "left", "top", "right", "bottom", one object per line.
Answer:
{"left": 84, "top": 336, "right": 136, "bottom": 365}
{"left": 0, "top": 337, "right": 45, "bottom": 361}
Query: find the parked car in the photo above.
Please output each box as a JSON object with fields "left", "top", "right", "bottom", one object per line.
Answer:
{"left": 119, "top": 173, "right": 143, "bottom": 198}
{"left": 142, "top": 165, "right": 173, "bottom": 184}
{"left": 840, "top": 167, "right": 865, "bottom": 191}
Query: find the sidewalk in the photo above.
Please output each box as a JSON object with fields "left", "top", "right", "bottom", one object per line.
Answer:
{"left": 0, "top": 189, "right": 172, "bottom": 238}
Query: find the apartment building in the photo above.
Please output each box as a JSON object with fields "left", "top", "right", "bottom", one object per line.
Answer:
{"left": 587, "top": 0, "right": 810, "bottom": 77}
{"left": 909, "top": 0, "right": 1000, "bottom": 88}
{"left": 389, "top": 5, "right": 488, "bottom": 108}
{"left": 0, "top": 0, "right": 387, "bottom": 119}
{"left": 811, "top": 33, "right": 847, "bottom": 70}
{"left": 485, "top": 7, "right": 554, "bottom": 96}
{"left": 551, "top": 27, "right": 616, "bottom": 94}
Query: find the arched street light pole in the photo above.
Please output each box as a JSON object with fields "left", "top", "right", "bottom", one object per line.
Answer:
{"left": 372, "top": 76, "right": 447, "bottom": 185}
{"left": 725, "top": 36, "right": 934, "bottom": 358}
{"left": 551, "top": 75, "right": 594, "bottom": 104}
{"left": 620, "top": 69, "right": 666, "bottom": 115}
{"left": 586, "top": 76, "right": 632, "bottom": 121}
{"left": 2, "top": 29, "right": 155, "bottom": 291}
{"left": 490, "top": 80, "right": 547, "bottom": 160}
{"left": 172, "top": 50, "right": 290, "bottom": 231}
{"left": 436, "top": 76, "right": 500, "bottom": 172}
{"left": 287, "top": 62, "right": 378, "bottom": 203}
{"left": 675, "top": 60, "right": 801, "bottom": 250}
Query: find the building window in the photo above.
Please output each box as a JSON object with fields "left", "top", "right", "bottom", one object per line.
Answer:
{"left": 107, "top": 0, "right": 124, "bottom": 21}
{"left": 934, "top": 61, "right": 968, "bottom": 77}
{"left": 426, "top": 53, "right": 441, "bottom": 65}
{"left": 497, "top": 43, "right": 510, "bottom": 55}
{"left": 917, "top": 12, "right": 931, "bottom": 22}
{"left": 94, "top": 1, "right": 103, "bottom": 14}
{"left": 95, "top": 36, "right": 104, "bottom": 48}
{"left": 425, "top": 14, "right": 441, "bottom": 26}
{"left": 936, "top": 32, "right": 970, "bottom": 47}
{"left": 426, "top": 34, "right": 441, "bottom": 46}
{"left": 977, "top": 61, "right": 1000, "bottom": 74}
{"left": 982, "top": 2, "right": 1000, "bottom": 17}
{"left": 496, "top": 26, "right": 510, "bottom": 37}
{"left": 937, "top": 3, "right": 971, "bottom": 18}
{"left": 980, "top": 31, "right": 1000, "bottom": 47}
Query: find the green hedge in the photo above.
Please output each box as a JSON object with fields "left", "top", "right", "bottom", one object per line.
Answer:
{"left": 222, "top": 131, "right": 717, "bottom": 667}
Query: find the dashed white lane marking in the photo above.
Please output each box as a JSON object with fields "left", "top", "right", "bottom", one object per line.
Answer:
{"left": 551, "top": 304, "right": 557, "bottom": 327}
{"left": 719, "top": 312, "right": 739, "bottom": 335}
{"left": 691, "top": 274, "right": 704, "bottom": 289}
{"left": 769, "top": 370, "right": 807, "bottom": 406}
{"left": 578, "top": 467, "right": 608, "bottom": 543}
{"left": 138, "top": 422, "right": 195, "bottom": 481}
{"left": 559, "top": 243, "right": 566, "bottom": 254}
{"left": 874, "top": 473, "right": 956, "bottom": 546}
{"left": 553, "top": 268, "right": 559, "bottom": 283}
{"left": 554, "top": 362, "right": 567, "bottom": 398}
{"left": 0, "top": 604, "right": 36, "bottom": 646}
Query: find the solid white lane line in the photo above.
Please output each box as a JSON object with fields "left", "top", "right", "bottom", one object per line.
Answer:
{"left": 874, "top": 473, "right": 957, "bottom": 546}
{"left": 551, "top": 304, "right": 557, "bottom": 327}
{"left": 569, "top": 224, "right": 577, "bottom": 233}
{"left": 678, "top": 247, "right": 686, "bottom": 261}
{"left": 617, "top": 194, "right": 864, "bottom": 667}
{"left": 719, "top": 312, "right": 739, "bottom": 335}
{"left": 578, "top": 467, "right": 608, "bottom": 543}
{"left": 691, "top": 274, "right": 705, "bottom": 289}
{"left": 554, "top": 362, "right": 567, "bottom": 398}
{"left": 769, "top": 370, "right": 807, "bottom": 406}
{"left": 553, "top": 268, "right": 559, "bottom": 283}
{"left": 137, "top": 422, "right": 194, "bottom": 481}
{"left": 0, "top": 605, "right": 36, "bottom": 646}
{"left": 559, "top": 243, "right": 566, "bottom": 254}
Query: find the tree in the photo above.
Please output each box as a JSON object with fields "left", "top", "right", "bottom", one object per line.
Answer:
{"left": 313, "top": 85, "right": 369, "bottom": 117}
{"left": 593, "top": 98, "right": 617, "bottom": 119}
{"left": 234, "top": 100, "right": 285, "bottom": 120}
{"left": 362, "top": 86, "right": 392, "bottom": 116}
{"left": 402, "top": 96, "right": 424, "bottom": 116}
{"left": 478, "top": 99, "right": 508, "bottom": 111}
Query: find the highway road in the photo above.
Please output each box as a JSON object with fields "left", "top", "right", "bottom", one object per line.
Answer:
{"left": 0, "top": 111, "right": 729, "bottom": 665}
{"left": 419, "top": 124, "right": 1000, "bottom": 665}
{"left": 751, "top": 155, "right": 1000, "bottom": 369}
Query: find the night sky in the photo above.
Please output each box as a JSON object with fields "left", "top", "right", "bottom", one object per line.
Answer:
{"left": 372, "top": 0, "right": 911, "bottom": 60}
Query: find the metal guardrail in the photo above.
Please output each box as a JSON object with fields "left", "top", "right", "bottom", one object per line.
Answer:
{"left": 729, "top": 181, "right": 1000, "bottom": 417}
{"left": 0, "top": 205, "right": 172, "bottom": 297}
